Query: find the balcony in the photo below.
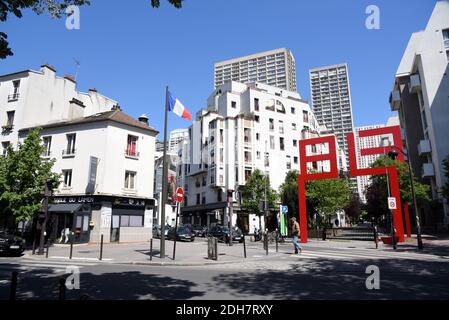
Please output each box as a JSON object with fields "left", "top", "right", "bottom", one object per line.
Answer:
{"left": 409, "top": 74, "right": 421, "bottom": 94}
{"left": 1, "top": 124, "right": 13, "bottom": 131}
{"left": 389, "top": 90, "right": 401, "bottom": 111}
{"left": 62, "top": 149, "right": 76, "bottom": 158}
{"left": 125, "top": 149, "right": 140, "bottom": 159}
{"left": 417, "top": 139, "right": 431, "bottom": 155}
{"left": 421, "top": 163, "right": 435, "bottom": 178}
{"left": 7, "top": 93, "right": 20, "bottom": 102}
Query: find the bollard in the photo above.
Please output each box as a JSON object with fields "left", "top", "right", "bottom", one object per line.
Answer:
{"left": 275, "top": 229, "right": 279, "bottom": 252}
{"left": 58, "top": 277, "right": 66, "bottom": 300}
{"left": 243, "top": 235, "right": 247, "bottom": 259}
{"left": 264, "top": 231, "right": 268, "bottom": 256}
{"left": 214, "top": 237, "right": 218, "bottom": 261}
{"left": 9, "top": 271, "right": 18, "bottom": 301}
{"left": 150, "top": 238, "right": 153, "bottom": 261}
{"left": 45, "top": 245, "right": 49, "bottom": 259}
{"left": 99, "top": 234, "right": 104, "bottom": 261}
{"left": 322, "top": 228, "right": 327, "bottom": 241}
{"left": 374, "top": 226, "right": 378, "bottom": 249}
{"left": 32, "top": 239, "right": 36, "bottom": 255}
{"left": 69, "top": 240, "right": 73, "bottom": 260}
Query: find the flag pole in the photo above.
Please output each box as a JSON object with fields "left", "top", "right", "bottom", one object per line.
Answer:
{"left": 160, "top": 86, "right": 169, "bottom": 259}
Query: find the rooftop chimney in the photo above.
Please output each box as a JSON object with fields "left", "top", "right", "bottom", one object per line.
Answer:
{"left": 64, "top": 74, "right": 76, "bottom": 83}
{"left": 89, "top": 88, "right": 98, "bottom": 93}
{"left": 138, "top": 114, "right": 149, "bottom": 125}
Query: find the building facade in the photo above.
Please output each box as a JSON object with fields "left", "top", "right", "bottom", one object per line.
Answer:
{"left": 177, "top": 81, "right": 330, "bottom": 234}
{"left": 390, "top": 0, "right": 449, "bottom": 226}
{"left": 1, "top": 64, "right": 157, "bottom": 243}
{"left": 214, "top": 48, "right": 297, "bottom": 92}
{"left": 169, "top": 128, "right": 189, "bottom": 153}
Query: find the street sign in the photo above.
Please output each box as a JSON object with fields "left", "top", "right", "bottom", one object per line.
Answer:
{"left": 176, "top": 187, "right": 184, "bottom": 203}
{"left": 281, "top": 205, "right": 288, "bottom": 214}
{"left": 388, "top": 197, "right": 397, "bottom": 210}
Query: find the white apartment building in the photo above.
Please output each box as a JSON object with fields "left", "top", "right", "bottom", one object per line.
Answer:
{"left": 169, "top": 128, "right": 189, "bottom": 153}
{"left": 390, "top": 0, "right": 449, "bottom": 226}
{"left": 309, "top": 64, "right": 355, "bottom": 171}
{"left": 0, "top": 64, "right": 157, "bottom": 243}
{"left": 355, "top": 124, "right": 385, "bottom": 203}
{"left": 177, "top": 81, "right": 328, "bottom": 234}
{"left": 214, "top": 48, "right": 298, "bottom": 92}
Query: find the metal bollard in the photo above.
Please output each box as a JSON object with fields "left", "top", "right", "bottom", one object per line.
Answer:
{"left": 58, "top": 277, "right": 66, "bottom": 300}
{"left": 45, "top": 245, "right": 49, "bottom": 259}
{"left": 322, "top": 228, "right": 327, "bottom": 241}
{"left": 99, "top": 234, "right": 104, "bottom": 261}
{"left": 374, "top": 226, "right": 378, "bottom": 249}
{"left": 264, "top": 231, "right": 268, "bottom": 256}
{"left": 150, "top": 238, "right": 153, "bottom": 261}
{"left": 69, "top": 240, "right": 73, "bottom": 260}
{"left": 243, "top": 235, "right": 247, "bottom": 259}
{"left": 275, "top": 229, "right": 279, "bottom": 252}
{"left": 9, "top": 271, "right": 18, "bottom": 301}
{"left": 214, "top": 237, "right": 218, "bottom": 261}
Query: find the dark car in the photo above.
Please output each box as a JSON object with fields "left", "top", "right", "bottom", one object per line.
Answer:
{"left": 0, "top": 231, "right": 25, "bottom": 257}
{"left": 208, "top": 225, "right": 244, "bottom": 243}
{"left": 185, "top": 224, "right": 207, "bottom": 237}
{"left": 167, "top": 226, "right": 195, "bottom": 242}
{"left": 152, "top": 225, "right": 170, "bottom": 239}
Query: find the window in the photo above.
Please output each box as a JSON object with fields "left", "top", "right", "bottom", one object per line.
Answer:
{"left": 244, "top": 128, "right": 251, "bottom": 143}
{"left": 244, "top": 151, "right": 252, "bottom": 163}
{"left": 293, "top": 139, "right": 297, "bottom": 147}
{"left": 443, "top": 29, "right": 449, "bottom": 48}
{"left": 6, "top": 111, "right": 15, "bottom": 127}
{"left": 231, "top": 101, "right": 237, "bottom": 108}
{"left": 64, "top": 134, "right": 76, "bottom": 156}
{"left": 291, "top": 107, "right": 296, "bottom": 114}
{"left": 279, "top": 121, "right": 284, "bottom": 134}
{"left": 303, "top": 111, "right": 309, "bottom": 123}
{"left": 245, "top": 168, "right": 252, "bottom": 180}
{"left": 220, "top": 129, "right": 224, "bottom": 143}
{"left": 270, "top": 136, "right": 275, "bottom": 149}
{"left": 2, "top": 141, "right": 10, "bottom": 156}
{"left": 120, "top": 215, "right": 143, "bottom": 227}
{"left": 124, "top": 171, "right": 136, "bottom": 189}
{"left": 8, "top": 80, "right": 20, "bottom": 101}
{"left": 62, "top": 169, "right": 73, "bottom": 187}
{"left": 286, "top": 156, "right": 291, "bottom": 170}
{"left": 126, "top": 135, "right": 139, "bottom": 157}
{"left": 255, "top": 115, "right": 260, "bottom": 123}
{"left": 256, "top": 151, "right": 261, "bottom": 159}
{"left": 220, "top": 148, "right": 224, "bottom": 164}
{"left": 294, "top": 156, "right": 298, "bottom": 164}
{"left": 264, "top": 152, "right": 270, "bottom": 167}
{"left": 235, "top": 167, "right": 239, "bottom": 182}
{"left": 280, "top": 137, "right": 285, "bottom": 151}
{"left": 256, "top": 133, "right": 260, "bottom": 141}
{"left": 269, "top": 118, "right": 274, "bottom": 131}
{"left": 292, "top": 123, "right": 297, "bottom": 131}
{"left": 42, "top": 136, "right": 52, "bottom": 157}
{"left": 254, "top": 98, "right": 260, "bottom": 111}
{"left": 447, "top": 50, "right": 449, "bottom": 62}
{"left": 196, "top": 193, "right": 200, "bottom": 205}
{"left": 202, "top": 192, "right": 206, "bottom": 204}
{"left": 202, "top": 176, "right": 206, "bottom": 186}
{"left": 217, "top": 190, "right": 222, "bottom": 202}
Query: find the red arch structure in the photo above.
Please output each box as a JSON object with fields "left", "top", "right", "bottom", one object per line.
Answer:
{"left": 297, "top": 125, "right": 409, "bottom": 243}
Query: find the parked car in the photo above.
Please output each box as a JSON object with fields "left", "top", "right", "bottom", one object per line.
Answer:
{"left": 207, "top": 225, "right": 244, "bottom": 243}
{"left": 167, "top": 226, "right": 195, "bottom": 242}
{"left": 152, "top": 225, "right": 170, "bottom": 239}
{"left": 184, "top": 224, "right": 207, "bottom": 237}
{"left": 0, "top": 231, "right": 25, "bottom": 257}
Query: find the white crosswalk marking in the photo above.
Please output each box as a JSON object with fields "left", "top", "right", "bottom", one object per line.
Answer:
{"left": 0, "top": 258, "right": 99, "bottom": 273}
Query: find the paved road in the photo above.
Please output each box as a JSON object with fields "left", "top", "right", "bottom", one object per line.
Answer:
{"left": 1, "top": 242, "right": 448, "bottom": 300}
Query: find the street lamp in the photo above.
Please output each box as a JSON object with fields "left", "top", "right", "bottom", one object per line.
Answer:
{"left": 387, "top": 147, "right": 424, "bottom": 251}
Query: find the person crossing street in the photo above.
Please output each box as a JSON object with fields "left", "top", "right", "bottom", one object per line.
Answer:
{"left": 291, "top": 217, "right": 302, "bottom": 254}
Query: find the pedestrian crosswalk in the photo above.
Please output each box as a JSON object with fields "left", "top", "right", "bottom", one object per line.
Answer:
{"left": 0, "top": 257, "right": 99, "bottom": 273}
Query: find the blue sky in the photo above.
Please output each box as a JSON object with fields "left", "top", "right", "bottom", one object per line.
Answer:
{"left": 1, "top": 0, "right": 437, "bottom": 137}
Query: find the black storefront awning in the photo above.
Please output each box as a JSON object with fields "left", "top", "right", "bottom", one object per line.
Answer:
{"left": 48, "top": 203, "right": 83, "bottom": 213}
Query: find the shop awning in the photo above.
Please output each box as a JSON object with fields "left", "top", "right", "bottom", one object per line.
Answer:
{"left": 48, "top": 203, "right": 83, "bottom": 213}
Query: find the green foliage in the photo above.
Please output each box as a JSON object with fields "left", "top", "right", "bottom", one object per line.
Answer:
{"left": 241, "top": 169, "right": 278, "bottom": 223}
{"left": 0, "top": 129, "right": 60, "bottom": 223}
{"left": 279, "top": 170, "right": 299, "bottom": 219}
{"left": 151, "top": 0, "right": 183, "bottom": 9}
{"left": 345, "top": 193, "right": 361, "bottom": 223}
{"left": 306, "top": 178, "right": 351, "bottom": 223}
{"left": 443, "top": 155, "right": 449, "bottom": 202}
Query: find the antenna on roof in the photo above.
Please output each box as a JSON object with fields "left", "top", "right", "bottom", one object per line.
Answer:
{"left": 73, "top": 58, "right": 81, "bottom": 82}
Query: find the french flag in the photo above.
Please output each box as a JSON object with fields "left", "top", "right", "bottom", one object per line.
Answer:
{"left": 168, "top": 92, "right": 192, "bottom": 121}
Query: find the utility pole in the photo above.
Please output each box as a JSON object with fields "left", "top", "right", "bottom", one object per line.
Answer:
{"left": 264, "top": 140, "right": 268, "bottom": 233}
{"left": 160, "top": 86, "right": 169, "bottom": 259}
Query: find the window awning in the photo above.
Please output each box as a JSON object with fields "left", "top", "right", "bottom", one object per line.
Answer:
{"left": 48, "top": 203, "right": 83, "bottom": 213}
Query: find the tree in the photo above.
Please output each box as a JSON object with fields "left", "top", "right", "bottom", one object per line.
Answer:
{"left": 279, "top": 170, "right": 299, "bottom": 222}
{"left": 0, "top": 129, "right": 60, "bottom": 226}
{"left": 365, "top": 155, "right": 430, "bottom": 223}
{"left": 306, "top": 178, "right": 351, "bottom": 228}
{"left": 241, "top": 169, "right": 277, "bottom": 230}
{"left": 443, "top": 155, "right": 449, "bottom": 203}
{"left": 345, "top": 193, "right": 361, "bottom": 225}
{"left": 1, "top": 0, "right": 185, "bottom": 59}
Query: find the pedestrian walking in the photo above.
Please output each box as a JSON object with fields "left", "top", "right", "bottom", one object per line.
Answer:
{"left": 291, "top": 217, "right": 302, "bottom": 254}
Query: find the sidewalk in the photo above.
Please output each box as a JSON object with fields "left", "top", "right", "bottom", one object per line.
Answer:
{"left": 23, "top": 238, "right": 285, "bottom": 266}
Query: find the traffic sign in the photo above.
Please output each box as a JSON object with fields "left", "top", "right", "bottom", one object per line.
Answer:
{"left": 388, "top": 197, "right": 397, "bottom": 210}
{"left": 176, "top": 187, "right": 184, "bottom": 203}
{"left": 281, "top": 205, "right": 288, "bottom": 214}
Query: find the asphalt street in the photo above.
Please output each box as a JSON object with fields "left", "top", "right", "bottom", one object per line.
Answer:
{"left": 1, "top": 240, "right": 448, "bottom": 300}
